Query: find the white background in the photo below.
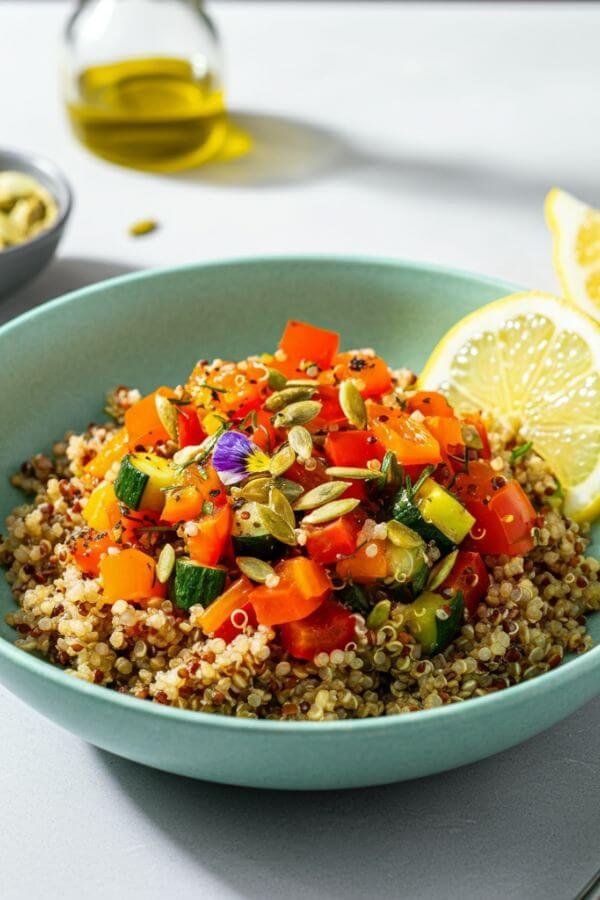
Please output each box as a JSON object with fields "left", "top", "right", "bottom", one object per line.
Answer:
{"left": 1, "top": 3, "right": 599, "bottom": 899}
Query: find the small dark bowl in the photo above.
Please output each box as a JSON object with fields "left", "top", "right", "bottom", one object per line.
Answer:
{"left": 0, "top": 149, "right": 73, "bottom": 297}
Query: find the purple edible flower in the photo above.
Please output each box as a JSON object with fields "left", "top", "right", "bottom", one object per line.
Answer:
{"left": 212, "top": 431, "right": 270, "bottom": 486}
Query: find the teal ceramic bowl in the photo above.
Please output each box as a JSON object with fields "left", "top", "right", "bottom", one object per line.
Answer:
{"left": 0, "top": 257, "right": 597, "bottom": 790}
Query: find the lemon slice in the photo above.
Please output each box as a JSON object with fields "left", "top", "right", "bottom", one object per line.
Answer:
{"left": 419, "top": 292, "right": 600, "bottom": 522}
{"left": 546, "top": 188, "right": 600, "bottom": 322}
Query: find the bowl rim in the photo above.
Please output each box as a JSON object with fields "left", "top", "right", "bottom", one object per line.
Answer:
{"left": 0, "top": 147, "right": 73, "bottom": 258}
{"left": 0, "top": 253, "right": 597, "bottom": 733}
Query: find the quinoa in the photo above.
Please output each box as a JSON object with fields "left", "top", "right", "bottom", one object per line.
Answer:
{"left": 0, "top": 386, "right": 598, "bottom": 721}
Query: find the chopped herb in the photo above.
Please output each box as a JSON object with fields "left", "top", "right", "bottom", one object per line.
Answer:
{"left": 202, "top": 500, "right": 215, "bottom": 516}
{"left": 197, "top": 382, "right": 228, "bottom": 394}
{"left": 168, "top": 398, "right": 192, "bottom": 406}
{"left": 511, "top": 441, "right": 534, "bottom": 463}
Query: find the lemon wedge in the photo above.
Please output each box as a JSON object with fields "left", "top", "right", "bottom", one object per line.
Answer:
{"left": 419, "top": 292, "right": 600, "bottom": 522}
{"left": 546, "top": 188, "right": 600, "bottom": 322}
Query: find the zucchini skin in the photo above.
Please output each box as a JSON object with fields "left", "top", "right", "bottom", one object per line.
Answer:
{"left": 232, "top": 534, "right": 282, "bottom": 561}
{"left": 392, "top": 487, "right": 455, "bottom": 555}
{"left": 405, "top": 590, "right": 464, "bottom": 654}
{"left": 114, "top": 455, "right": 147, "bottom": 510}
{"left": 173, "top": 559, "right": 226, "bottom": 610}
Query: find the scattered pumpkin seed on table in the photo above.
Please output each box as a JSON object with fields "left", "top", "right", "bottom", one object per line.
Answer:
{"left": 129, "top": 218, "right": 158, "bottom": 237}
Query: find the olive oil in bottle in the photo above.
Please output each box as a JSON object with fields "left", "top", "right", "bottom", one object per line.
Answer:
{"left": 67, "top": 57, "right": 228, "bottom": 172}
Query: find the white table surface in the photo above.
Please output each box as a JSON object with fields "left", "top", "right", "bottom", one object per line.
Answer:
{"left": 1, "top": 3, "right": 599, "bottom": 899}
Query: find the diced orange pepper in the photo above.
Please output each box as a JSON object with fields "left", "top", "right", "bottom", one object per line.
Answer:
{"left": 406, "top": 391, "right": 455, "bottom": 418}
{"left": 100, "top": 548, "right": 166, "bottom": 604}
{"left": 279, "top": 320, "right": 340, "bottom": 371}
{"left": 82, "top": 482, "right": 121, "bottom": 533}
{"left": 336, "top": 539, "right": 388, "bottom": 583}
{"left": 250, "top": 557, "right": 332, "bottom": 626}
{"left": 84, "top": 428, "right": 128, "bottom": 478}
{"left": 333, "top": 352, "right": 392, "bottom": 398}
{"left": 161, "top": 484, "right": 204, "bottom": 523}
{"left": 125, "top": 386, "right": 176, "bottom": 450}
{"left": 368, "top": 403, "right": 442, "bottom": 466}
{"left": 324, "top": 430, "right": 384, "bottom": 467}
{"left": 424, "top": 416, "right": 464, "bottom": 452}
{"left": 115, "top": 508, "right": 160, "bottom": 545}
{"left": 72, "top": 531, "right": 116, "bottom": 576}
{"left": 187, "top": 503, "right": 233, "bottom": 565}
{"left": 199, "top": 576, "right": 254, "bottom": 635}
{"left": 191, "top": 363, "right": 269, "bottom": 420}
{"left": 183, "top": 463, "right": 227, "bottom": 507}
{"left": 308, "top": 386, "right": 347, "bottom": 433}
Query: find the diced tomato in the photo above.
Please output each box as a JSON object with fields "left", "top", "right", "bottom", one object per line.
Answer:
{"left": 440, "top": 550, "right": 490, "bottom": 616}
{"left": 286, "top": 458, "right": 330, "bottom": 492}
{"left": 280, "top": 600, "right": 357, "bottom": 660}
{"left": 176, "top": 405, "right": 205, "bottom": 448}
{"left": 250, "top": 557, "right": 332, "bottom": 626}
{"left": 84, "top": 428, "right": 128, "bottom": 479}
{"left": 454, "top": 462, "right": 536, "bottom": 556}
{"left": 406, "top": 391, "right": 455, "bottom": 418}
{"left": 200, "top": 576, "right": 254, "bottom": 635}
{"left": 187, "top": 503, "right": 233, "bottom": 565}
{"left": 125, "top": 387, "right": 176, "bottom": 450}
{"left": 305, "top": 515, "right": 360, "bottom": 565}
{"left": 367, "top": 403, "right": 442, "bottom": 466}
{"left": 333, "top": 352, "right": 392, "bottom": 399}
{"left": 100, "top": 547, "right": 166, "bottom": 605}
{"left": 72, "top": 531, "right": 116, "bottom": 576}
{"left": 336, "top": 539, "right": 387, "bottom": 583}
{"left": 324, "top": 430, "right": 384, "bottom": 468}
{"left": 82, "top": 482, "right": 121, "bottom": 533}
{"left": 279, "top": 320, "right": 340, "bottom": 371}
{"left": 214, "top": 602, "right": 258, "bottom": 643}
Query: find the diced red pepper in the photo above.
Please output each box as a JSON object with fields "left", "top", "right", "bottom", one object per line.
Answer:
{"left": 176, "top": 405, "right": 205, "bottom": 448}
{"left": 187, "top": 503, "right": 233, "bottom": 565}
{"left": 305, "top": 515, "right": 360, "bottom": 565}
{"left": 250, "top": 557, "right": 332, "bottom": 626}
{"left": 406, "top": 391, "right": 455, "bottom": 418}
{"left": 286, "top": 458, "right": 330, "bottom": 492}
{"left": 247, "top": 409, "right": 278, "bottom": 452}
{"left": 125, "top": 387, "right": 176, "bottom": 450}
{"left": 280, "top": 599, "right": 357, "bottom": 660}
{"left": 279, "top": 320, "right": 340, "bottom": 371}
{"left": 462, "top": 413, "right": 492, "bottom": 459}
{"left": 213, "top": 602, "right": 258, "bottom": 643}
{"left": 440, "top": 550, "right": 490, "bottom": 616}
{"left": 333, "top": 352, "right": 392, "bottom": 398}
{"left": 72, "top": 530, "right": 116, "bottom": 576}
{"left": 324, "top": 430, "right": 384, "bottom": 468}
{"left": 308, "top": 386, "right": 347, "bottom": 432}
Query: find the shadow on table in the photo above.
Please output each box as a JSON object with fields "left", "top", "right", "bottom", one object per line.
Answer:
{"left": 94, "top": 699, "right": 599, "bottom": 900}
{"left": 0, "top": 256, "right": 139, "bottom": 325}
{"left": 173, "top": 111, "right": 597, "bottom": 209}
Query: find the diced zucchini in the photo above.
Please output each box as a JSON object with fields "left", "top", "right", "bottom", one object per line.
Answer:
{"left": 173, "top": 558, "right": 226, "bottom": 610}
{"left": 338, "top": 582, "right": 370, "bottom": 613}
{"left": 384, "top": 541, "right": 429, "bottom": 589}
{"left": 232, "top": 501, "right": 282, "bottom": 560}
{"left": 414, "top": 478, "right": 475, "bottom": 545}
{"left": 404, "top": 590, "right": 464, "bottom": 655}
{"left": 392, "top": 486, "right": 455, "bottom": 554}
{"left": 114, "top": 452, "right": 179, "bottom": 512}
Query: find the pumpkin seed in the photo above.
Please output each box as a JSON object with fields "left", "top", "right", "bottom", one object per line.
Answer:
{"left": 272, "top": 477, "right": 304, "bottom": 502}
{"left": 284, "top": 379, "right": 320, "bottom": 388}
{"left": 461, "top": 423, "right": 483, "bottom": 450}
{"left": 264, "top": 386, "right": 316, "bottom": 412}
{"left": 272, "top": 400, "right": 322, "bottom": 429}
{"left": 255, "top": 503, "right": 297, "bottom": 545}
{"left": 129, "top": 218, "right": 158, "bottom": 237}
{"left": 155, "top": 393, "right": 179, "bottom": 442}
{"left": 293, "top": 480, "right": 350, "bottom": 511}
{"left": 269, "top": 486, "right": 296, "bottom": 530}
{"left": 156, "top": 543, "right": 176, "bottom": 584}
{"left": 301, "top": 497, "right": 360, "bottom": 525}
{"left": 325, "top": 466, "right": 380, "bottom": 480}
{"left": 238, "top": 476, "right": 271, "bottom": 502}
{"left": 366, "top": 599, "right": 391, "bottom": 630}
{"left": 236, "top": 556, "right": 276, "bottom": 584}
{"left": 386, "top": 520, "right": 424, "bottom": 549}
{"left": 267, "top": 368, "right": 287, "bottom": 391}
{"left": 427, "top": 549, "right": 459, "bottom": 591}
{"left": 269, "top": 444, "right": 296, "bottom": 477}
{"left": 339, "top": 379, "right": 367, "bottom": 429}
{"left": 288, "top": 425, "right": 313, "bottom": 461}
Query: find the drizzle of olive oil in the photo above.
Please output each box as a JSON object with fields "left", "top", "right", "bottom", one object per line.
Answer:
{"left": 67, "top": 57, "right": 230, "bottom": 172}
